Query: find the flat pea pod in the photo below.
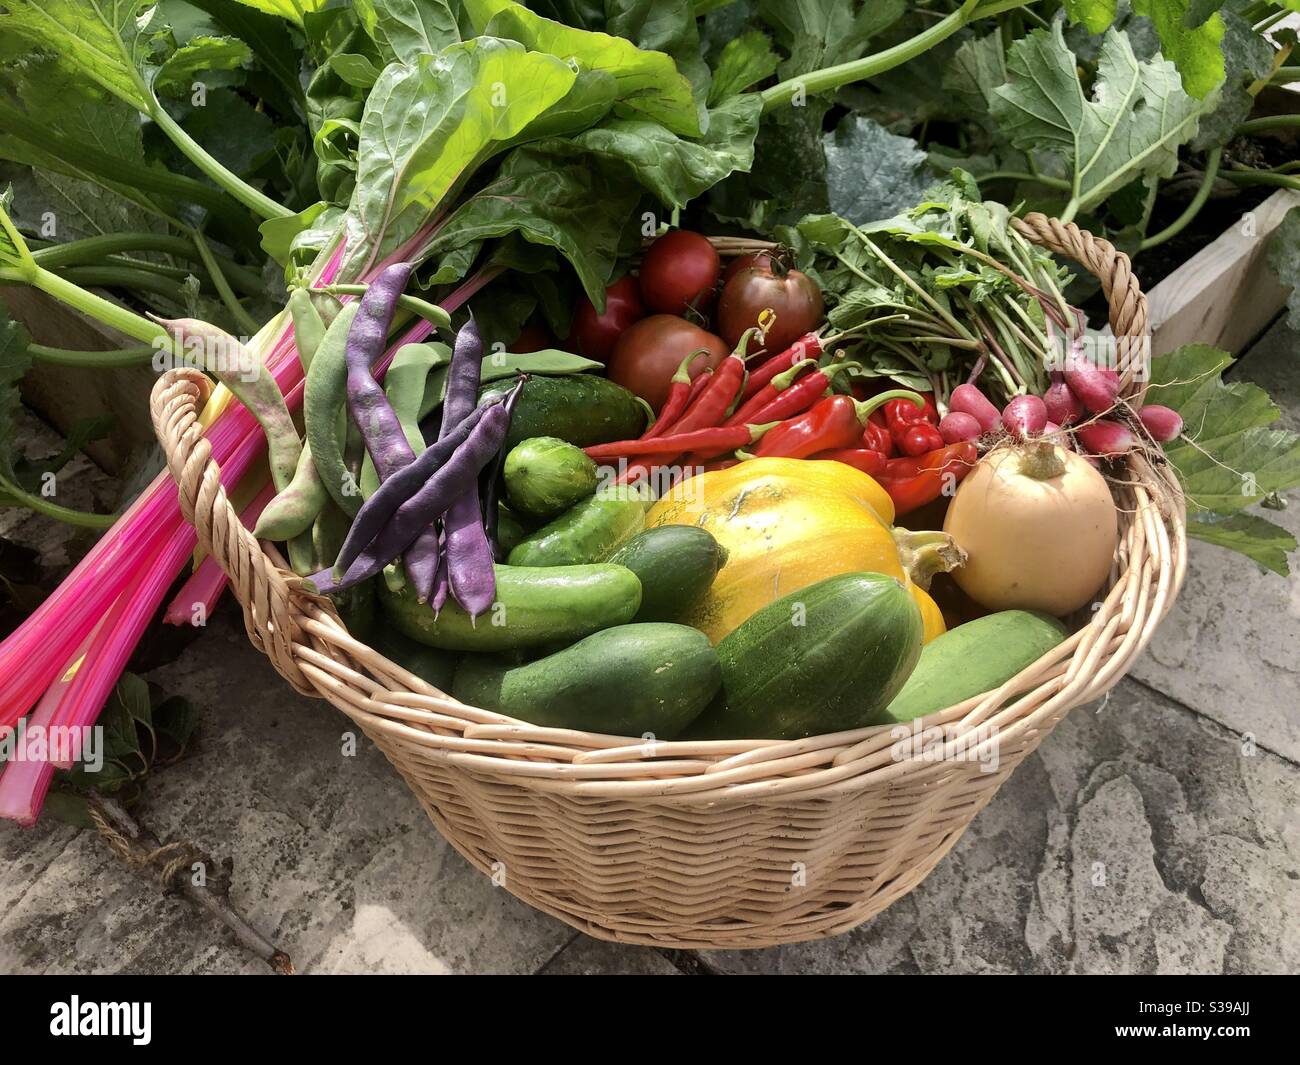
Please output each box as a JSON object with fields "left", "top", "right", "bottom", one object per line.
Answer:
{"left": 360, "top": 341, "right": 450, "bottom": 499}
{"left": 254, "top": 440, "right": 330, "bottom": 541}
{"left": 154, "top": 317, "right": 300, "bottom": 493}
{"left": 507, "top": 484, "right": 647, "bottom": 567}
{"left": 304, "top": 301, "right": 362, "bottom": 515}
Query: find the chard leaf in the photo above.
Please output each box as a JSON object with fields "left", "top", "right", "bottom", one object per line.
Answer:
{"left": 464, "top": 0, "right": 700, "bottom": 136}
{"left": 1266, "top": 206, "right": 1300, "bottom": 331}
{"left": 355, "top": 0, "right": 461, "bottom": 64}
{"left": 1187, "top": 512, "right": 1297, "bottom": 576}
{"left": 824, "top": 114, "right": 932, "bottom": 226}
{"left": 341, "top": 37, "right": 578, "bottom": 276}
{"left": 225, "top": 0, "right": 330, "bottom": 27}
{"left": 707, "top": 30, "right": 781, "bottom": 104}
{"left": 419, "top": 143, "right": 640, "bottom": 304}
{"left": 1146, "top": 344, "right": 1300, "bottom": 515}
{"left": 1063, "top": 0, "right": 1228, "bottom": 97}
{"left": 570, "top": 93, "right": 762, "bottom": 209}
{"left": 990, "top": 24, "right": 1211, "bottom": 218}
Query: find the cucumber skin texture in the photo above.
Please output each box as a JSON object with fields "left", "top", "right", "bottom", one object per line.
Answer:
{"left": 496, "top": 507, "right": 529, "bottom": 555}
{"left": 871, "top": 610, "right": 1067, "bottom": 725}
{"left": 507, "top": 489, "right": 645, "bottom": 567}
{"left": 504, "top": 436, "right": 598, "bottom": 521}
{"left": 452, "top": 623, "right": 721, "bottom": 738}
{"left": 378, "top": 563, "right": 642, "bottom": 651}
{"left": 607, "top": 526, "right": 725, "bottom": 623}
{"left": 689, "top": 573, "right": 923, "bottom": 740}
{"left": 370, "top": 627, "right": 458, "bottom": 692}
{"left": 480, "top": 376, "right": 647, "bottom": 452}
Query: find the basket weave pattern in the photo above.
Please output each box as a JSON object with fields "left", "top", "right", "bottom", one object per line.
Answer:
{"left": 150, "top": 214, "right": 1187, "bottom": 949}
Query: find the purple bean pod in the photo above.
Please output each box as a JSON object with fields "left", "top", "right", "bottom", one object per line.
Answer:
{"left": 430, "top": 540, "right": 450, "bottom": 617}
{"left": 407, "top": 523, "right": 442, "bottom": 604}
{"left": 345, "top": 262, "right": 416, "bottom": 479}
{"left": 311, "top": 399, "right": 513, "bottom": 593}
{"left": 330, "top": 399, "right": 496, "bottom": 576}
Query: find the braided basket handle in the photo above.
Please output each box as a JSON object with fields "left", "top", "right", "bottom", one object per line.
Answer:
{"left": 150, "top": 368, "right": 343, "bottom": 695}
{"left": 150, "top": 215, "right": 1160, "bottom": 696}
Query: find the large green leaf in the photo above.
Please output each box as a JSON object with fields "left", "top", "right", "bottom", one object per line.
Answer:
{"left": 154, "top": 34, "right": 253, "bottom": 93}
{"left": 355, "top": 0, "right": 461, "bottom": 64}
{"left": 1146, "top": 344, "right": 1300, "bottom": 516}
{"left": 707, "top": 30, "right": 781, "bottom": 105}
{"left": 418, "top": 143, "right": 641, "bottom": 304}
{"left": 1187, "top": 512, "right": 1298, "bottom": 576}
{"left": 569, "top": 93, "right": 762, "bottom": 209}
{"left": 463, "top": 0, "right": 700, "bottom": 136}
{"left": 225, "top": 0, "right": 330, "bottom": 27}
{"left": 824, "top": 114, "right": 932, "bottom": 226}
{"left": 757, "top": 0, "right": 905, "bottom": 81}
{"left": 990, "top": 24, "right": 1211, "bottom": 218}
{"left": 1063, "top": 0, "right": 1228, "bottom": 97}
{"left": 341, "top": 36, "right": 578, "bottom": 276}
{"left": 1266, "top": 206, "right": 1300, "bottom": 332}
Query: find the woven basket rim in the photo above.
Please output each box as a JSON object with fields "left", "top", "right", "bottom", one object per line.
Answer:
{"left": 149, "top": 213, "right": 1187, "bottom": 805}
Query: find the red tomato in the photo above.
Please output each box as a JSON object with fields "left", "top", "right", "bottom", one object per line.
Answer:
{"left": 638, "top": 230, "right": 721, "bottom": 315}
{"left": 717, "top": 258, "right": 823, "bottom": 357}
{"left": 721, "top": 250, "right": 776, "bottom": 285}
{"left": 607, "top": 315, "right": 729, "bottom": 412}
{"left": 510, "top": 319, "right": 554, "bottom": 353}
{"left": 567, "top": 275, "right": 643, "bottom": 362}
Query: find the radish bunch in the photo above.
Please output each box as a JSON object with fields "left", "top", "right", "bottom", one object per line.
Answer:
{"left": 939, "top": 371, "right": 1183, "bottom": 459}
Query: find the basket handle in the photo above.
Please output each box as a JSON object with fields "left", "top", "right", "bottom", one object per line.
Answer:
{"left": 150, "top": 368, "right": 341, "bottom": 695}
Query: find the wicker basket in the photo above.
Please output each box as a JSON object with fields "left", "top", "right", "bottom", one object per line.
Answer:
{"left": 149, "top": 214, "right": 1186, "bottom": 950}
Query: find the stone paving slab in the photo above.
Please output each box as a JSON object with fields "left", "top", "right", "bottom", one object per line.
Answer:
{"left": 1130, "top": 320, "right": 1300, "bottom": 762}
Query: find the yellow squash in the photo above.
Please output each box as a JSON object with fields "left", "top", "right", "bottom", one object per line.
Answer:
{"left": 647, "top": 458, "right": 963, "bottom": 643}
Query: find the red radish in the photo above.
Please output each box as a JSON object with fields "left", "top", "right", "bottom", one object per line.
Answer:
{"left": 1003, "top": 395, "right": 1048, "bottom": 439}
{"left": 1138, "top": 404, "right": 1183, "bottom": 443}
{"left": 939, "top": 411, "right": 982, "bottom": 443}
{"left": 1075, "top": 419, "right": 1138, "bottom": 456}
{"left": 1043, "top": 377, "right": 1084, "bottom": 426}
{"left": 950, "top": 383, "right": 1001, "bottom": 432}
{"left": 1064, "top": 364, "right": 1121, "bottom": 414}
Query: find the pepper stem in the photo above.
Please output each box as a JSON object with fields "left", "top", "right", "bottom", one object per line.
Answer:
{"left": 1016, "top": 439, "right": 1068, "bottom": 481}
{"left": 892, "top": 528, "right": 968, "bottom": 590}
{"left": 672, "top": 348, "right": 709, "bottom": 383}
{"left": 772, "top": 358, "right": 817, "bottom": 390}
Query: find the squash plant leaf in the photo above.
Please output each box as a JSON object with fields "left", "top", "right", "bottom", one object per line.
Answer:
{"left": 1062, "top": 0, "right": 1228, "bottom": 98}
{"left": 1146, "top": 344, "right": 1300, "bottom": 519}
{"left": 825, "top": 115, "right": 931, "bottom": 226}
{"left": 1186, "top": 512, "right": 1298, "bottom": 576}
{"left": 990, "top": 23, "right": 1212, "bottom": 220}
{"left": 1266, "top": 206, "right": 1300, "bottom": 332}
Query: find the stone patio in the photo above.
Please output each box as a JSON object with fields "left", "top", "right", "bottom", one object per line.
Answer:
{"left": 2, "top": 322, "right": 1297, "bottom": 975}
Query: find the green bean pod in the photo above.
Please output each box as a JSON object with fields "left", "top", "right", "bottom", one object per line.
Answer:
{"left": 288, "top": 288, "right": 327, "bottom": 372}
{"left": 253, "top": 440, "right": 330, "bottom": 541}
{"left": 304, "top": 302, "right": 362, "bottom": 515}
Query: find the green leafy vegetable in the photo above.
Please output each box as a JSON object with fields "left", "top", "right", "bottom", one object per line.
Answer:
{"left": 824, "top": 114, "right": 931, "bottom": 225}
{"left": 707, "top": 30, "right": 781, "bottom": 104}
{"left": 1266, "top": 206, "right": 1300, "bottom": 331}
{"left": 355, "top": 0, "right": 461, "bottom": 64}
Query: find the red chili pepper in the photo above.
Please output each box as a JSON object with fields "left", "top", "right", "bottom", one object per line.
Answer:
{"left": 644, "top": 350, "right": 707, "bottom": 440}
{"left": 617, "top": 367, "right": 715, "bottom": 485}
{"left": 755, "top": 389, "right": 923, "bottom": 460}
{"left": 585, "top": 421, "right": 776, "bottom": 461}
{"left": 883, "top": 392, "right": 941, "bottom": 455}
{"left": 862, "top": 413, "right": 894, "bottom": 457}
{"left": 723, "top": 358, "right": 816, "bottom": 428}
{"left": 877, "top": 441, "right": 977, "bottom": 516}
{"left": 899, "top": 422, "right": 944, "bottom": 456}
{"left": 744, "top": 359, "right": 858, "bottom": 426}
{"left": 810, "top": 447, "right": 887, "bottom": 477}
{"left": 671, "top": 327, "right": 759, "bottom": 436}
{"left": 739, "top": 332, "right": 823, "bottom": 401}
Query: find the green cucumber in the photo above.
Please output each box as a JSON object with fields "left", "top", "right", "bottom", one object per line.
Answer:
{"left": 504, "top": 436, "right": 598, "bottom": 521}
{"left": 370, "top": 626, "right": 458, "bottom": 692}
{"left": 607, "top": 526, "right": 725, "bottom": 623}
{"left": 688, "top": 572, "right": 923, "bottom": 740}
{"left": 871, "top": 610, "right": 1068, "bottom": 725}
{"left": 452, "top": 623, "right": 720, "bottom": 738}
{"left": 507, "top": 485, "right": 647, "bottom": 567}
{"left": 377, "top": 563, "right": 641, "bottom": 651}
{"left": 496, "top": 506, "right": 529, "bottom": 555}
{"left": 479, "top": 374, "right": 647, "bottom": 452}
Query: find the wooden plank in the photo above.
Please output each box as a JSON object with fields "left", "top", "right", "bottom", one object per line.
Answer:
{"left": 0, "top": 286, "right": 158, "bottom": 475}
{"left": 1146, "top": 187, "right": 1300, "bottom": 358}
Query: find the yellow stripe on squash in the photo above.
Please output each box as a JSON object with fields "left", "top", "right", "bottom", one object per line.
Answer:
{"left": 646, "top": 458, "right": 963, "bottom": 644}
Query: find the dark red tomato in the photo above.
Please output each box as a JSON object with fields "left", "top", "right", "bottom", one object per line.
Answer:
{"left": 721, "top": 249, "right": 776, "bottom": 285}
{"left": 717, "top": 259, "right": 824, "bottom": 356}
{"left": 607, "top": 315, "right": 729, "bottom": 412}
{"left": 639, "top": 230, "right": 721, "bottom": 315}
{"left": 510, "top": 319, "right": 555, "bottom": 353}
{"left": 566, "top": 275, "right": 643, "bottom": 362}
